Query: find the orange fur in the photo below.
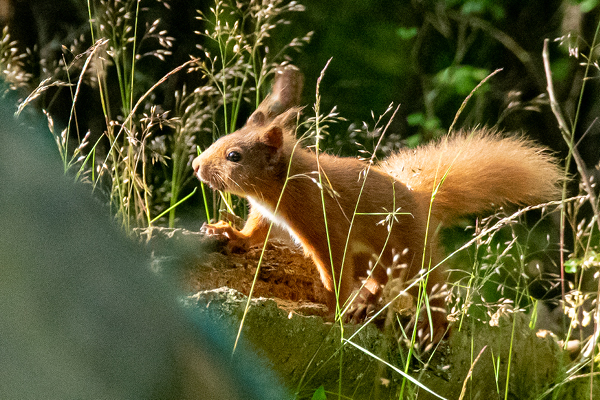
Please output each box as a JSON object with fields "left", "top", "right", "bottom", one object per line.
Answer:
{"left": 193, "top": 108, "right": 562, "bottom": 345}
{"left": 382, "top": 131, "right": 563, "bottom": 224}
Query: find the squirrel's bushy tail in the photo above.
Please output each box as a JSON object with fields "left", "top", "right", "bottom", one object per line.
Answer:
{"left": 381, "top": 130, "right": 564, "bottom": 225}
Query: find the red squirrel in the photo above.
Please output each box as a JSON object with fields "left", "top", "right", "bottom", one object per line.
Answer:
{"left": 192, "top": 66, "right": 563, "bottom": 344}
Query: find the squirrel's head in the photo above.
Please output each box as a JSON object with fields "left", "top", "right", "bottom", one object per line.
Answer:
{"left": 192, "top": 108, "right": 299, "bottom": 198}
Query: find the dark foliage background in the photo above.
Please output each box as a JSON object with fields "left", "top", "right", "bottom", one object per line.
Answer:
{"left": 2, "top": 0, "right": 599, "bottom": 223}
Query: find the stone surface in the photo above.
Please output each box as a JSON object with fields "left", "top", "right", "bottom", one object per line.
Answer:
{"left": 144, "top": 227, "right": 596, "bottom": 399}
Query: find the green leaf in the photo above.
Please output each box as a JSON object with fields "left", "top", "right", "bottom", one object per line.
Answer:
{"left": 460, "top": 0, "right": 506, "bottom": 20}
{"left": 406, "top": 133, "right": 423, "bottom": 148}
{"left": 434, "top": 66, "right": 490, "bottom": 96}
{"left": 575, "top": 0, "right": 600, "bottom": 13}
{"left": 407, "top": 112, "right": 425, "bottom": 126}
{"left": 396, "top": 26, "right": 418, "bottom": 40}
{"left": 564, "top": 258, "right": 579, "bottom": 274}
{"left": 311, "top": 385, "right": 327, "bottom": 400}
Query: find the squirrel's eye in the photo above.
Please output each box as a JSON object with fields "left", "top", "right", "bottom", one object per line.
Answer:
{"left": 226, "top": 151, "right": 241, "bottom": 162}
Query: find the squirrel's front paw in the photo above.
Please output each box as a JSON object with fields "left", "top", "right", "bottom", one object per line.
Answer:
{"left": 201, "top": 221, "right": 250, "bottom": 253}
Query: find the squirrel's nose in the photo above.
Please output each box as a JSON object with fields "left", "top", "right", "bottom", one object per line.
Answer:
{"left": 192, "top": 156, "right": 201, "bottom": 174}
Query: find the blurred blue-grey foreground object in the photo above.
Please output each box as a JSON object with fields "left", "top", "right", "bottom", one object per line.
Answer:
{"left": 0, "top": 98, "right": 288, "bottom": 400}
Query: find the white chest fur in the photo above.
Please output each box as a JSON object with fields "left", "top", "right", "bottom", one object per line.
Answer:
{"left": 247, "top": 196, "right": 301, "bottom": 245}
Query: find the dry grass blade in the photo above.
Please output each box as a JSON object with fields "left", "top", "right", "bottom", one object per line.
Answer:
{"left": 542, "top": 38, "right": 600, "bottom": 231}
{"left": 15, "top": 79, "right": 71, "bottom": 117}
{"left": 458, "top": 345, "right": 487, "bottom": 400}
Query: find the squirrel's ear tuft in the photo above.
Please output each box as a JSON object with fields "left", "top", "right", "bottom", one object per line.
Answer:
{"left": 271, "top": 65, "right": 304, "bottom": 113}
{"left": 263, "top": 126, "right": 284, "bottom": 150}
